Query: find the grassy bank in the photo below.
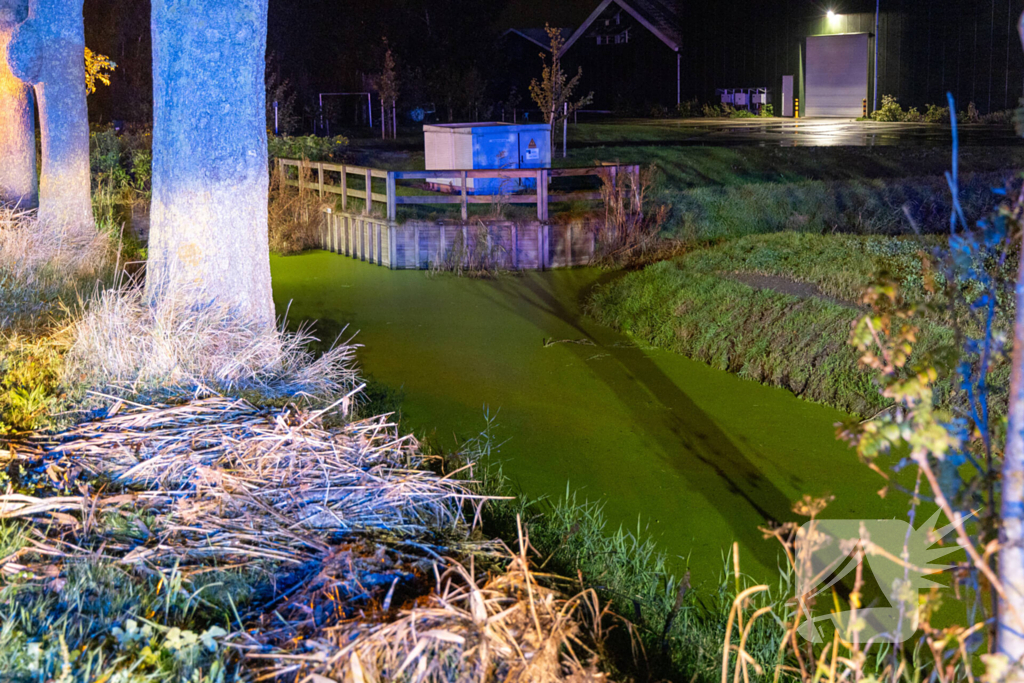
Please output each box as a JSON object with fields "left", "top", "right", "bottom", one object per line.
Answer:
{"left": 587, "top": 232, "right": 1008, "bottom": 416}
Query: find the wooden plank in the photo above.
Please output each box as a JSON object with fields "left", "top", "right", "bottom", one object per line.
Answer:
{"left": 512, "top": 224, "right": 518, "bottom": 269}
{"left": 341, "top": 165, "right": 348, "bottom": 210}
{"left": 548, "top": 192, "right": 603, "bottom": 202}
{"left": 414, "top": 226, "right": 420, "bottom": 269}
{"left": 386, "top": 172, "right": 396, "bottom": 221}
{"left": 364, "top": 169, "right": 373, "bottom": 216}
{"left": 460, "top": 171, "right": 468, "bottom": 222}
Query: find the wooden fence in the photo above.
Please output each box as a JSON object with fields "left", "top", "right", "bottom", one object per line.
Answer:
{"left": 318, "top": 210, "right": 598, "bottom": 270}
{"left": 276, "top": 158, "right": 639, "bottom": 222}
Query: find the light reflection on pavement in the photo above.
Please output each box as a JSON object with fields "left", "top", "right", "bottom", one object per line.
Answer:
{"left": 620, "top": 117, "right": 1022, "bottom": 147}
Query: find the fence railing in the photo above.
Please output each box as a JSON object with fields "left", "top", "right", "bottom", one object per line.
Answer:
{"left": 276, "top": 158, "right": 640, "bottom": 222}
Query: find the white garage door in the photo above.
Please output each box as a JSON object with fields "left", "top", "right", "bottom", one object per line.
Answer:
{"left": 806, "top": 34, "right": 869, "bottom": 117}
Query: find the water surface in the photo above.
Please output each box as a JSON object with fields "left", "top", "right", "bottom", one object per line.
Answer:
{"left": 271, "top": 252, "right": 907, "bottom": 581}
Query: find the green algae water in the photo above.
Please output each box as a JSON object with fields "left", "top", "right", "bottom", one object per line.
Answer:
{"left": 271, "top": 251, "right": 907, "bottom": 582}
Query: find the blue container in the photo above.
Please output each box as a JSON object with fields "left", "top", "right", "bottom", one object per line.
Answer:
{"left": 424, "top": 122, "right": 552, "bottom": 195}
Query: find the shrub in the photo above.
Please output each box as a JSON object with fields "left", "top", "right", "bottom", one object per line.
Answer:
{"left": 649, "top": 103, "right": 670, "bottom": 118}
{"left": 729, "top": 108, "right": 756, "bottom": 118}
{"left": 870, "top": 94, "right": 904, "bottom": 122}
{"left": 675, "top": 98, "right": 700, "bottom": 117}
{"left": 267, "top": 134, "right": 349, "bottom": 162}
{"left": 701, "top": 102, "right": 723, "bottom": 118}
{"left": 759, "top": 104, "right": 774, "bottom": 117}
{"left": 924, "top": 103, "right": 950, "bottom": 123}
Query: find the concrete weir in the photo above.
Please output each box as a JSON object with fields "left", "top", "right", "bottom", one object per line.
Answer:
{"left": 318, "top": 208, "right": 597, "bottom": 270}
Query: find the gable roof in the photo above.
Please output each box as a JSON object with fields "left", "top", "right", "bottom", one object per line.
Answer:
{"left": 503, "top": 27, "right": 575, "bottom": 52}
{"left": 560, "top": 0, "right": 682, "bottom": 53}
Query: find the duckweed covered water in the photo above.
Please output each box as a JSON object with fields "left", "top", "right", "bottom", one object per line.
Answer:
{"left": 271, "top": 251, "right": 908, "bottom": 581}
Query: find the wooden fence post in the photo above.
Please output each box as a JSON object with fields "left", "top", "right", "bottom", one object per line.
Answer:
{"left": 512, "top": 224, "right": 518, "bottom": 269}
{"left": 460, "top": 171, "right": 468, "bottom": 221}
{"left": 364, "top": 168, "right": 372, "bottom": 216}
{"left": 341, "top": 165, "right": 348, "bottom": 211}
{"left": 277, "top": 158, "right": 285, "bottom": 189}
{"left": 317, "top": 162, "right": 324, "bottom": 197}
{"left": 411, "top": 227, "right": 419, "bottom": 270}
{"left": 536, "top": 170, "right": 543, "bottom": 221}
{"left": 386, "top": 171, "right": 397, "bottom": 222}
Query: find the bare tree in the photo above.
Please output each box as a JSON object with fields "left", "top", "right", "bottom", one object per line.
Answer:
{"left": 148, "top": 0, "right": 274, "bottom": 328}
{"left": 6, "top": 0, "right": 92, "bottom": 228}
{"left": 0, "top": 0, "right": 35, "bottom": 207}
{"left": 529, "top": 25, "right": 592, "bottom": 155}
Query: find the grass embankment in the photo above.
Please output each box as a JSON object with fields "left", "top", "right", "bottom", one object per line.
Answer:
{"left": 588, "top": 231, "right": 1010, "bottom": 417}
{"left": 565, "top": 139, "right": 1023, "bottom": 239}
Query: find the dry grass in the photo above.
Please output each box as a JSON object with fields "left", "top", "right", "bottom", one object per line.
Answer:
{"left": 262, "top": 533, "right": 613, "bottom": 683}
{"left": 64, "top": 284, "right": 359, "bottom": 399}
{"left": 598, "top": 166, "right": 670, "bottom": 265}
{"left": 0, "top": 205, "right": 110, "bottom": 286}
{"left": 269, "top": 162, "right": 328, "bottom": 255}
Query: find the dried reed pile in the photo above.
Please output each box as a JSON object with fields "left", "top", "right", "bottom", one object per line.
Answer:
{"left": 0, "top": 395, "right": 484, "bottom": 569}
{"left": 0, "top": 397, "right": 612, "bottom": 681}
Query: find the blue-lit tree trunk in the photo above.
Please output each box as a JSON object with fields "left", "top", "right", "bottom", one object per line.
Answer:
{"left": 1000, "top": 13, "right": 1024, "bottom": 677}
{"left": 148, "top": 0, "right": 273, "bottom": 327}
{"left": 0, "top": 0, "right": 36, "bottom": 207}
{"left": 5, "top": 0, "right": 91, "bottom": 227}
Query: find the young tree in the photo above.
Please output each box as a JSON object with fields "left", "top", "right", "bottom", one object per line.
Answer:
{"left": 377, "top": 38, "right": 398, "bottom": 139}
{"left": 6, "top": 0, "right": 92, "bottom": 228}
{"left": 529, "top": 24, "right": 592, "bottom": 155}
{"left": 148, "top": 0, "right": 274, "bottom": 328}
{"left": 0, "top": 0, "right": 35, "bottom": 207}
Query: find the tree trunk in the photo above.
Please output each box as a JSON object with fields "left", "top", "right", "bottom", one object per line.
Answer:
{"left": 6, "top": 0, "right": 91, "bottom": 227}
{"left": 1000, "top": 16, "right": 1024, "bottom": 670}
{"left": 0, "top": 0, "right": 37, "bottom": 208}
{"left": 148, "top": 0, "right": 274, "bottom": 328}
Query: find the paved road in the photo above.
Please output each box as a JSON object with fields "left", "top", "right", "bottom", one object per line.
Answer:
{"left": 615, "top": 117, "right": 1022, "bottom": 147}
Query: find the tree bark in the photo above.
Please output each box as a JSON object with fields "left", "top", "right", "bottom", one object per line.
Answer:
{"left": 6, "top": 0, "right": 92, "bottom": 228}
{"left": 999, "top": 15, "right": 1024, "bottom": 672}
{"left": 148, "top": 0, "right": 274, "bottom": 328}
{"left": 0, "top": 0, "right": 37, "bottom": 208}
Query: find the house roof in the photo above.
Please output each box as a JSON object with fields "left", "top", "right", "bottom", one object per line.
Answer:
{"left": 503, "top": 27, "right": 575, "bottom": 51}
{"left": 560, "top": 0, "right": 682, "bottom": 53}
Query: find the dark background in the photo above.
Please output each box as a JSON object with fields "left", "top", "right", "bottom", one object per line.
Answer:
{"left": 82, "top": 0, "right": 1024, "bottom": 128}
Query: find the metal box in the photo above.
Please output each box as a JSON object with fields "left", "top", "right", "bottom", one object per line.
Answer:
{"left": 423, "top": 122, "right": 551, "bottom": 194}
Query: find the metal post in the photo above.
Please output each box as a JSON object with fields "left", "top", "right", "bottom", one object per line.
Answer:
{"left": 273, "top": 100, "right": 279, "bottom": 135}
{"left": 676, "top": 51, "right": 681, "bottom": 105}
{"left": 872, "top": 0, "right": 880, "bottom": 112}
{"left": 368, "top": 93, "right": 373, "bottom": 128}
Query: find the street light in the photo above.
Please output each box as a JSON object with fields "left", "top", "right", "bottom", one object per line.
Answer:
{"left": 827, "top": 9, "right": 836, "bottom": 19}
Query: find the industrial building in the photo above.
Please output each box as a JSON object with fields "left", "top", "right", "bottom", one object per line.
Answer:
{"left": 506, "top": 0, "right": 1024, "bottom": 116}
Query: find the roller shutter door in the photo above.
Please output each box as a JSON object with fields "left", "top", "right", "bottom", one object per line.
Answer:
{"left": 806, "top": 34, "right": 869, "bottom": 117}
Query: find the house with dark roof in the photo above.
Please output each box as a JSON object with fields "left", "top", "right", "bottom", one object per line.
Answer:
{"left": 505, "top": 0, "right": 683, "bottom": 114}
